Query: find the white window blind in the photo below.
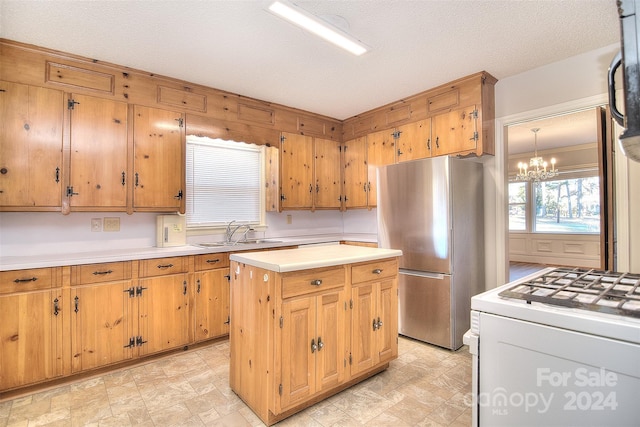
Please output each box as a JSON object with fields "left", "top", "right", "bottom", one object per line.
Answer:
{"left": 186, "top": 136, "right": 263, "bottom": 228}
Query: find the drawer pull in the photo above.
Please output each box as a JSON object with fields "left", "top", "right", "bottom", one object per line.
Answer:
{"left": 14, "top": 277, "right": 38, "bottom": 283}
{"left": 206, "top": 259, "right": 220, "bottom": 264}
{"left": 157, "top": 263, "right": 174, "bottom": 269}
{"left": 93, "top": 270, "right": 113, "bottom": 276}
{"left": 310, "top": 279, "right": 323, "bottom": 286}
{"left": 53, "top": 298, "right": 60, "bottom": 316}
{"left": 372, "top": 269, "right": 383, "bottom": 275}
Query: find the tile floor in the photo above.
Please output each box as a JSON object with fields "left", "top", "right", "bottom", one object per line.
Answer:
{"left": 0, "top": 337, "right": 473, "bottom": 427}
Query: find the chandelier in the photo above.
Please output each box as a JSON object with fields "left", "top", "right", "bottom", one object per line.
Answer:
{"left": 516, "top": 128, "right": 558, "bottom": 181}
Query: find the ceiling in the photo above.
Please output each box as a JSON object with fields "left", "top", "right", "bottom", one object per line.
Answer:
{"left": 0, "top": 0, "right": 620, "bottom": 123}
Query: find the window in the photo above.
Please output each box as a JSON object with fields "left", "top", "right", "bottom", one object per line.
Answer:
{"left": 533, "top": 176, "right": 600, "bottom": 233}
{"left": 186, "top": 136, "right": 264, "bottom": 228}
{"left": 508, "top": 182, "right": 527, "bottom": 231}
{"left": 508, "top": 174, "right": 600, "bottom": 234}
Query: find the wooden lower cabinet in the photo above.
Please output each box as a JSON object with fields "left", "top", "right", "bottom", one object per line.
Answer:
{"left": 194, "top": 253, "right": 230, "bottom": 342}
{"left": 350, "top": 278, "right": 398, "bottom": 376}
{"left": 138, "top": 257, "right": 191, "bottom": 355}
{"left": 0, "top": 268, "right": 64, "bottom": 391}
{"left": 71, "top": 281, "right": 134, "bottom": 372}
{"left": 230, "top": 257, "right": 398, "bottom": 426}
{"left": 70, "top": 261, "right": 134, "bottom": 372}
{"left": 280, "top": 287, "right": 348, "bottom": 410}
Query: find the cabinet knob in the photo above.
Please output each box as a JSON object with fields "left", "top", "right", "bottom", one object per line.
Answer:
{"left": 372, "top": 269, "right": 383, "bottom": 275}
{"left": 310, "top": 279, "right": 322, "bottom": 286}
{"left": 311, "top": 338, "right": 318, "bottom": 353}
{"left": 317, "top": 337, "right": 324, "bottom": 351}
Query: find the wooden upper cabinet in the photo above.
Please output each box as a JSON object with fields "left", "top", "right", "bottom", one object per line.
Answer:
{"left": 396, "top": 119, "right": 432, "bottom": 162}
{"left": 67, "top": 94, "right": 128, "bottom": 210}
{"left": 132, "top": 105, "right": 185, "bottom": 212}
{"left": 342, "top": 137, "right": 368, "bottom": 209}
{"left": 366, "top": 129, "right": 396, "bottom": 208}
{"left": 313, "top": 138, "right": 341, "bottom": 209}
{"left": 0, "top": 81, "right": 64, "bottom": 210}
{"left": 280, "top": 132, "right": 313, "bottom": 209}
{"left": 432, "top": 105, "right": 478, "bottom": 157}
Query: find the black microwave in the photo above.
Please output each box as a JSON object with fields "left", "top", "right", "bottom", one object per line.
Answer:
{"left": 609, "top": 0, "right": 640, "bottom": 161}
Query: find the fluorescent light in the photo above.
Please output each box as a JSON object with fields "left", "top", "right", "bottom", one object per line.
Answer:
{"left": 268, "top": 1, "right": 368, "bottom": 56}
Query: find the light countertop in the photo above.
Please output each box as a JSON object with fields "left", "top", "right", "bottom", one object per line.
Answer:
{"left": 229, "top": 245, "right": 402, "bottom": 272}
{"left": 0, "top": 234, "right": 377, "bottom": 271}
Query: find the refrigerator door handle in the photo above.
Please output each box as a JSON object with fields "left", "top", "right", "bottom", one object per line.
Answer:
{"left": 399, "top": 269, "right": 445, "bottom": 280}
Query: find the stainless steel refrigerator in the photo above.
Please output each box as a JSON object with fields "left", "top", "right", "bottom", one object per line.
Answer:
{"left": 377, "top": 156, "right": 484, "bottom": 350}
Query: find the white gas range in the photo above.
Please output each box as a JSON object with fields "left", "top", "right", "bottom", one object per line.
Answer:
{"left": 464, "top": 267, "right": 640, "bottom": 427}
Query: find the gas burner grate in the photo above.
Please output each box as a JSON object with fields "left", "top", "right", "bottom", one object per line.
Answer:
{"left": 499, "top": 267, "right": 640, "bottom": 318}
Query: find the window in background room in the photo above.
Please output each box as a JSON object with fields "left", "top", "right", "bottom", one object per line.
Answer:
{"left": 533, "top": 176, "right": 600, "bottom": 234}
{"left": 508, "top": 182, "right": 527, "bottom": 231}
{"left": 186, "top": 136, "right": 265, "bottom": 229}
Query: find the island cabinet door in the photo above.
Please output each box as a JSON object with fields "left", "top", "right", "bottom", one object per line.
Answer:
{"left": 315, "top": 289, "right": 348, "bottom": 392}
{"left": 279, "top": 288, "right": 348, "bottom": 411}
{"left": 377, "top": 278, "right": 398, "bottom": 363}
{"left": 280, "top": 296, "right": 317, "bottom": 409}
{"left": 350, "top": 275, "right": 398, "bottom": 376}
{"left": 350, "top": 282, "right": 377, "bottom": 375}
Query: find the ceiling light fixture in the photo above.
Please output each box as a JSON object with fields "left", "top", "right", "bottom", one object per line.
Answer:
{"left": 516, "top": 128, "right": 559, "bottom": 181}
{"left": 267, "top": 1, "right": 368, "bottom": 56}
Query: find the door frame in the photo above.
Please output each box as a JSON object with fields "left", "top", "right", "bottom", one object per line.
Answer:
{"left": 493, "top": 93, "right": 610, "bottom": 286}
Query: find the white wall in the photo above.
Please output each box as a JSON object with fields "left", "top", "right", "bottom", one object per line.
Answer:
{"left": 0, "top": 207, "right": 377, "bottom": 258}
{"left": 0, "top": 211, "right": 158, "bottom": 257}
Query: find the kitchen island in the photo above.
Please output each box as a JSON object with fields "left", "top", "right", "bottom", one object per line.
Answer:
{"left": 229, "top": 245, "right": 402, "bottom": 426}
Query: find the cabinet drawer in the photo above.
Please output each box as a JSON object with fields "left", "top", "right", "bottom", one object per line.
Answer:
{"left": 281, "top": 266, "right": 345, "bottom": 299}
{"left": 351, "top": 258, "right": 398, "bottom": 284}
{"left": 139, "top": 256, "right": 189, "bottom": 277}
{"left": 0, "top": 268, "right": 58, "bottom": 294}
{"left": 71, "top": 261, "right": 131, "bottom": 285}
{"left": 195, "top": 253, "right": 230, "bottom": 271}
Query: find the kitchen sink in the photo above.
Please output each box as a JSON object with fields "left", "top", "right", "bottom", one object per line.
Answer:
{"left": 196, "top": 242, "right": 229, "bottom": 247}
{"left": 196, "top": 239, "right": 283, "bottom": 248}
{"left": 236, "top": 239, "right": 283, "bottom": 244}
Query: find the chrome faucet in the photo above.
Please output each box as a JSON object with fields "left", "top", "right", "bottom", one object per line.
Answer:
{"left": 225, "top": 220, "right": 252, "bottom": 244}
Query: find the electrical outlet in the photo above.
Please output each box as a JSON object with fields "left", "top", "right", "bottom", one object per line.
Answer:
{"left": 103, "top": 217, "right": 120, "bottom": 232}
{"left": 286, "top": 214, "right": 292, "bottom": 224}
{"left": 91, "top": 218, "right": 102, "bottom": 232}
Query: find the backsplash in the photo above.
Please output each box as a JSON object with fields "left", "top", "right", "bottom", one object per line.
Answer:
{"left": 0, "top": 209, "right": 378, "bottom": 257}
